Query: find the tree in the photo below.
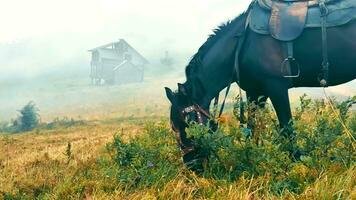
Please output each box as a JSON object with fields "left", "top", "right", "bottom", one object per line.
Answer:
{"left": 17, "top": 101, "right": 40, "bottom": 132}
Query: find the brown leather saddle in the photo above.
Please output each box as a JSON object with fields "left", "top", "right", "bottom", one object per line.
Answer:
{"left": 247, "top": 0, "right": 356, "bottom": 83}
{"left": 269, "top": 1, "right": 308, "bottom": 41}
{"left": 252, "top": 0, "right": 356, "bottom": 41}
{"left": 258, "top": 0, "right": 335, "bottom": 41}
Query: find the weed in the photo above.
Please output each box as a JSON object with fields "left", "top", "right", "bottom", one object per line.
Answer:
{"left": 65, "top": 142, "right": 73, "bottom": 164}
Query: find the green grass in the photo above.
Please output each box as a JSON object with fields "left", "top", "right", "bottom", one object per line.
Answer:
{"left": 1, "top": 95, "right": 354, "bottom": 199}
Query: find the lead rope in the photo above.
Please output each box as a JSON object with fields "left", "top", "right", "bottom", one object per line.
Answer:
{"left": 212, "top": 95, "right": 220, "bottom": 120}
{"left": 218, "top": 85, "right": 232, "bottom": 119}
{"left": 211, "top": 84, "right": 232, "bottom": 129}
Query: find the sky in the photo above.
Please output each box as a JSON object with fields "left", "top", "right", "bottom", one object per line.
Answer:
{"left": 0, "top": 0, "right": 249, "bottom": 42}
{"left": 0, "top": 0, "right": 250, "bottom": 78}
{"left": 0, "top": 0, "right": 354, "bottom": 94}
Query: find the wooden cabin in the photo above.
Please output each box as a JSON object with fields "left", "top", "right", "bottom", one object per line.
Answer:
{"left": 89, "top": 39, "right": 149, "bottom": 85}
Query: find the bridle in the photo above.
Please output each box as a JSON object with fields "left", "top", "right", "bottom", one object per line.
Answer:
{"left": 179, "top": 82, "right": 232, "bottom": 127}
{"left": 173, "top": 87, "right": 233, "bottom": 157}
{"left": 173, "top": 102, "right": 217, "bottom": 156}
{"left": 181, "top": 104, "right": 213, "bottom": 125}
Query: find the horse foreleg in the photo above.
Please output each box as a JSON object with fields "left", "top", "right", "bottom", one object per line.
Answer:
{"left": 264, "top": 79, "right": 303, "bottom": 158}
{"left": 264, "top": 80, "right": 293, "bottom": 137}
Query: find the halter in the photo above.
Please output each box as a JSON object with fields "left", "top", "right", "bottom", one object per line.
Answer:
{"left": 181, "top": 104, "right": 213, "bottom": 125}
{"left": 180, "top": 83, "right": 232, "bottom": 127}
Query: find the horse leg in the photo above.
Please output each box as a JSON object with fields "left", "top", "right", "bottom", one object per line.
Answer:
{"left": 264, "top": 79, "right": 302, "bottom": 158}
{"left": 264, "top": 80, "right": 292, "bottom": 134}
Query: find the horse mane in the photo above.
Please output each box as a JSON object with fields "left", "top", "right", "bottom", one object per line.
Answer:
{"left": 184, "top": 12, "right": 248, "bottom": 85}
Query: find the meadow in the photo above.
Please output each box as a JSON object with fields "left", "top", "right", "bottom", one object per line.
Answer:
{"left": 0, "top": 85, "right": 355, "bottom": 199}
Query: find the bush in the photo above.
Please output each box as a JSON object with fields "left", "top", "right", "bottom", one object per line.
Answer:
{"left": 17, "top": 101, "right": 40, "bottom": 132}
{"left": 108, "top": 95, "right": 355, "bottom": 197}
{"left": 107, "top": 121, "right": 181, "bottom": 190}
{"left": 187, "top": 94, "right": 355, "bottom": 194}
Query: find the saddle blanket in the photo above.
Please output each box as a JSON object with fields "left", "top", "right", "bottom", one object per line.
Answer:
{"left": 258, "top": 0, "right": 338, "bottom": 9}
{"left": 248, "top": 0, "right": 356, "bottom": 38}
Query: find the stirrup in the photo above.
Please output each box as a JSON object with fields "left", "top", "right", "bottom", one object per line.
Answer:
{"left": 282, "top": 57, "right": 301, "bottom": 78}
{"left": 281, "top": 42, "right": 300, "bottom": 78}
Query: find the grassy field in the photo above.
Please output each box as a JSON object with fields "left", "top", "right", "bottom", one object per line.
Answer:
{"left": 0, "top": 91, "right": 355, "bottom": 199}
{"left": 0, "top": 69, "right": 355, "bottom": 199}
{"left": 0, "top": 116, "right": 159, "bottom": 199}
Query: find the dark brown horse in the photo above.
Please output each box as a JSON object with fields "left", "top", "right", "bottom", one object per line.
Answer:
{"left": 165, "top": 4, "right": 356, "bottom": 170}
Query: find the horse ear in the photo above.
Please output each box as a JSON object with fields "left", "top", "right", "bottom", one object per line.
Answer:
{"left": 165, "top": 87, "right": 176, "bottom": 104}
{"left": 177, "top": 83, "right": 187, "bottom": 95}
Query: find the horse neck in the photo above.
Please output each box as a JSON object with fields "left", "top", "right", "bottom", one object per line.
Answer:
{"left": 186, "top": 14, "right": 247, "bottom": 109}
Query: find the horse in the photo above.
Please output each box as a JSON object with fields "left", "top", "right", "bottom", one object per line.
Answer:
{"left": 165, "top": 3, "right": 356, "bottom": 170}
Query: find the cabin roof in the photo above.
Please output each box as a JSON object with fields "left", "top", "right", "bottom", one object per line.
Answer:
{"left": 89, "top": 39, "right": 149, "bottom": 64}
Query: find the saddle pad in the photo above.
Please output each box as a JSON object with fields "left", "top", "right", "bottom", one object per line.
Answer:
{"left": 269, "top": 1, "right": 308, "bottom": 41}
{"left": 258, "top": 0, "right": 338, "bottom": 10}
{"left": 248, "top": 0, "right": 356, "bottom": 40}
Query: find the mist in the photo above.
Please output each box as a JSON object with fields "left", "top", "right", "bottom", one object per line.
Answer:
{"left": 0, "top": 0, "right": 355, "bottom": 122}
{"left": 0, "top": 0, "right": 251, "bottom": 77}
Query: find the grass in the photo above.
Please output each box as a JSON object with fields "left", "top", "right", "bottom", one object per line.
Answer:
{"left": 0, "top": 119, "right": 142, "bottom": 198}
{"left": 0, "top": 95, "right": 355, "bottom": 199}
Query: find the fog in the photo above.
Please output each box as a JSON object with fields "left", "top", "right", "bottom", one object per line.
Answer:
{"left": 0, "top": 0, "right": 355, "bottom": 122}
{"left": 0, "top": 0, "right": 251, "bottom": 78}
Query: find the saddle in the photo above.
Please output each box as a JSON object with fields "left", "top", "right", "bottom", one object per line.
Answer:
{"left": 249, "top": 0, "right": 356, "bottom": 41}
{"left": 246, "top": 0, "right": 356, "bottom": 85}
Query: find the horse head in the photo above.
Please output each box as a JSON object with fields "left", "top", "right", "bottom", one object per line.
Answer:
{"left": 165, "top": 83, "right": 215, "bottom": 171}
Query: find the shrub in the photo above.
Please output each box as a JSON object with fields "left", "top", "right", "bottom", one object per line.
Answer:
{"left": 105, "top": 95, "right": 354, "bottom": 197}
{"left": 107, "top": 121, "right": 181, "bottom": 190}
{"left": 184, "top": 95, "right": 355, "bottom": 194}
{"left": 17, "top": 101, "right": 40, "bottom": 132}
